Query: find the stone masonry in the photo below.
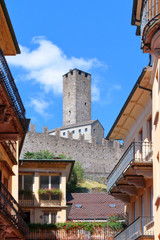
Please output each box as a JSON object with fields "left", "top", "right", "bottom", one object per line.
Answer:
{"left": 21, "top": 125, "right": 124, "bottom": 182}
{"left": 63, "top": 69, "right": 91, "bottom": 126}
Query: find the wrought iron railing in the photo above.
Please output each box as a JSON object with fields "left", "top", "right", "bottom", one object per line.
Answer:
{"left": 19, "top": 192, "right": 35, "bottom": 206}
{"left": 0, "top": 48, "right": 28, "bottom": 131}
{"left": 107, "top": 142, "right": 152, "bottom": 192}
{"left": 0, "top": 181, "right": 28, "bottom": 235}
{"left": 141, "top": 0, "right": 160, "bottom": 44}
{"left": 114, "top": 216, "right": 154, "bottom": 240}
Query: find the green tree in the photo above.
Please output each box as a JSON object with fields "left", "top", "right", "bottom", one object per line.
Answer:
{"left": 67, "top": 161, "right": 84, "bottom": 192}
{"left": 23, "top": 150, "right": 72, "bottom": 160}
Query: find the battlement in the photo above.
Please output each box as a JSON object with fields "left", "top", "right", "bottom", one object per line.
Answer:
{"left": 63, "top": 69, "right": 91, "bottom": 79}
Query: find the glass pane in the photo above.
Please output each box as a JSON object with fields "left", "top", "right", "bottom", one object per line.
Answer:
{"left": 43, "top": 213, "right": 49, "bottom": 224}
{"left": 40, "top": 176, "right": 49, "bottom": 189}
{"left": 51, "top": 176, "right": 60, "bottom": 189}
{"left": 24, "top": 175, "right": 33, "bottom": 191}
{"left": 19, "top": 175, "right": 22, "bottom": 190}
{"left": 51, "top": 213, "right": 56, "bottom": 224}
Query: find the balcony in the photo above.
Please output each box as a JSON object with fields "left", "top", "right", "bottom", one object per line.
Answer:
{"left": 0, "top": 181, "right": 28, "bottom": 237}
{"left": 114, "top": 216, "right": 154, "bottom": 240}
{"left": 141, "top": 0, "right": 160, "bottom": 53}
{"left": 19, "top": 191, "right": 35, "bottom": 207}
{"left": 107, "top": 142, "right": 152, "bottom": 197}
{"left": 0, "top": 48, "right": 28, "bottom": 134}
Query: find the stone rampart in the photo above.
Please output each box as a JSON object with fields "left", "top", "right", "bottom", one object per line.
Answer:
{"left": 21, "top": 125, "right": 124, "bottom": 182}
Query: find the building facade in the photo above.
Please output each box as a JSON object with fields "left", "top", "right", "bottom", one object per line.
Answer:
{"left": 107, "top": 1, "right": 160, "bottom": 239}
{"left": 0, "top": 0, "right": 29, "bottom": 239}
{"left": 19, "top": 159, "right": 74, "bottom": 224}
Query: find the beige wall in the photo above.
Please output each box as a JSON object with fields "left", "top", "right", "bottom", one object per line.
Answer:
{"left": 19, "top": 164, "right": 69, "bottom": 223}
{"left": 152, "top": 58, "right": 160, "bottom": 240}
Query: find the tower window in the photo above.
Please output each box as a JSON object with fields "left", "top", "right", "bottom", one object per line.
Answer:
{"left": 79, "top": 129, "right": 81, "bottom": 133}
{"left": 70, "top": 71, "right": 73, "bottom": 75}
{"left": 66, "top": 74, "right": 68, "bottom": 78}
{"left": 72, "top": 130, "right": 75, "bottom": 134}
{"left": 85, "top": 128, "right": 88, "bottom": 132}
{"left": 85, "top": 73, "right": 88, "bottom": 77}
{"left": 69, "top": 110, "right": 71, "bottom": 114}
{"left": 79, "top": 71, "right": 81, "bottom": 75}
{"left": 63, "top": 132, "right": 66, "bottom": 136}
{"left": 85, "top": 102, "right": 87, "bottom": 106}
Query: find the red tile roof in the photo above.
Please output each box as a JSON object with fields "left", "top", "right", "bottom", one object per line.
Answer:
{"left": 67, "top": 193, "right": 125, "bottom": 220}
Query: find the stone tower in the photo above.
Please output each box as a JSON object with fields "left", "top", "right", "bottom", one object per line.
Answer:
{"left": 63, "top": 69, "right": 91, "bottom": 126}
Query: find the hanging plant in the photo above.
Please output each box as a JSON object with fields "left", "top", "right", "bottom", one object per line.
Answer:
{"left": 38, "top": 188, "right": 62, "bottom": 196}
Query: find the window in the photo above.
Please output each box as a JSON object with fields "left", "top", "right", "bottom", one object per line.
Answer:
{"left": 24, "top": 211, "right": 31, "bottom": 224}
{"left": 43, "top": 213, "right": 49, "bottom": 224}
{"left": 85, "top": 128, "right": 88, "bottom": 132}
{"left": 79, "top": 71, "right": 81, "bottom": 75}
{"left": 141, "top": 195, "right": 144, "bottom": 217}
{"left": 19, "top": 175, "right": 33, "bottom": 191}
{"left": 43, "top": 212, "right": 56, "bottom": 224}
{"left": 79, "top": 129, "right": 81, "bottom": 133}
{"left": 133, "top": 202, "right": 136, "bottom": 220}
{"left": 138, "top": 129, "right": 143, "bottom": 156}
{"left": 150, "top": 186, "right": 153, "bottom": 217}
{"left": 85, "top": 73, "right": 88, "bottom": 77}
{"left": 147, "top": 117, "right": 152, "bottom": 141}
{"left": 63, "top": 132, "right": 66, "bottom": 136}
{"left": 40, "top": 176, "right": 60, "bottom": 200}
{"left": 72, "top": 130, "right": 75, "bottom": 134}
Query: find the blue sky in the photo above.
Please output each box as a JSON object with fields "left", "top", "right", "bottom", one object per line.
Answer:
{"left": 6, "top": 0, "right": 148, "bottom": 136}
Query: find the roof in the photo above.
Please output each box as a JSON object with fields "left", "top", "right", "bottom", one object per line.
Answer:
{"left": 48, "top": 119, "right": 104, "bottom": 133}
{"left": 0, "top": 0, "right": 20, "bottom": 54}
{"left": 67, "top": 193, "right": 124, "bottom": 220}
{"left": 19, "top": 159, "right": 75, "bottom": 182}
{"left": 106, "top": 67, "right": 152, "bottom": 140}
{"left": 131, "top": 0, "right": 144, "bottom": 35}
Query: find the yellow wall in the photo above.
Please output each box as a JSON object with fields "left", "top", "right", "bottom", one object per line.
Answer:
{"left": 152, "top": 58, "right": 160, "bottom": 240}
{"left": 19, "top": 162, "right": 69, "bottom": 224}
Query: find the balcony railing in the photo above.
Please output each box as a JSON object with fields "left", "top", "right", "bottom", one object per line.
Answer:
{"left": 107, "top": 142, "right": 152, "bottom": 192}
{"left": 19, "top": 192, "right": 35, "bottom": 207}
{"left": 0, "top": 48, "right": 28, "bottom": 131}
{"left": 114, "top": 216, "right": 154, "bottom": 240}
{"left": 0, "top": 181, "right": 28, "bottom": 236}
{"left": 141, "top": 0, "right": 160, "bottom": 44}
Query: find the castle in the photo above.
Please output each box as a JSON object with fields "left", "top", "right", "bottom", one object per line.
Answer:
{"left": 21, "top": 69, "right": 123, "bottom": 181}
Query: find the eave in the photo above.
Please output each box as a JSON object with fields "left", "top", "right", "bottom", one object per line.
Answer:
{"left": 131, "top": 0, "right": 144, "bottom": 35}
{"left": 106, "top": 67, "right": 152, "bottom": 141}
{"left": 0, "top": 0, "right": 20, "bottom": 55}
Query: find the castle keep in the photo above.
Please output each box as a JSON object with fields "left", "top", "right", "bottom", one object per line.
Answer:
{"left": 21, "top": 69, "right": 123, "bottom": 180}
{"left": 63, "top": 69, "right": 91, "bottom": 126}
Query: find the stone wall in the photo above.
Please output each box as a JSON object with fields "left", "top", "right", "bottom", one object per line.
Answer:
{"left": 21, "top": 125, "right": 124, "bottom": 182}
{"left": 63, "top": 69, "right": 91, "bottom": 126}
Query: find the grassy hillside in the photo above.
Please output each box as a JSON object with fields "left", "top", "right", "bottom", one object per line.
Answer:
{"left": 79, "top": 179, "right": 107, "bottom": 192}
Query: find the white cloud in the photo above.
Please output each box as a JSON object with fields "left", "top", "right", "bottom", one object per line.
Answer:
{"left": 7, "top": 36, "right": 104, "bottom": 95}
{"left": 92, "top": 85, "right": 100, "bottom": 102}
{"left": 29, "top": 97, "right": 52, "bottom": 118}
